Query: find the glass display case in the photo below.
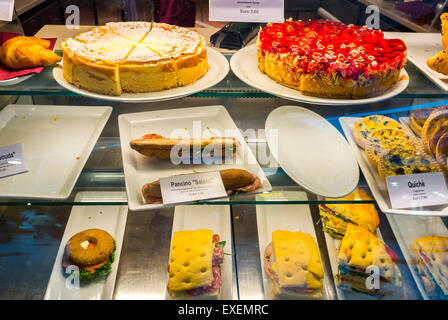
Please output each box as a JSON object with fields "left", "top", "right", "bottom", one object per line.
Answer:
{"left": 1, "top": 0, "right": 448, "bottom": 302}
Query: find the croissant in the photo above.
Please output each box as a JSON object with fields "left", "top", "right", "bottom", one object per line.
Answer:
{"left": 442, "top": 13, "right": 448, "bottom": 50}
{"left": 0, "top": 36, "right": 61, "bottom": 69}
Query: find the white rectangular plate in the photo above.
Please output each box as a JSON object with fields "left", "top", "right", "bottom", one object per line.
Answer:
{"left": 165, "top": 204, "right": 233, "bottom": 300}
{"left": 255, "top": 191, "right": 335, "bottom": 300}
{"left": 0, "top": 104, "right": 112, "bottom": 199}
{"left": 118, "top": 105, "right": 272, "bottom": 211}
{"left": 339, "top": 116, "right": 448, "bottom": 216}
{"left": 44, "top": 192, "right": 128, "bottom": 300}
{"left": 385, "top": 214, "right": 448, "bottom": 300}
{"left": 384, "top": 32, "right": 448, "bottom": 91}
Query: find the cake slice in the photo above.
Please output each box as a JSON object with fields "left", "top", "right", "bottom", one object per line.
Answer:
{"left": 106, "top": 21, "right": 153, "bottom": 44}
{"left": 119, "top": 43, "right": 177, "bottom": 92}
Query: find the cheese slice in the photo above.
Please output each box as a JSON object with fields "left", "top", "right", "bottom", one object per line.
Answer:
{"left": 272, "top": 230, "right": 323, "bottom": 289}
{"left": 168, "top": 229, "right": 214, "bottom": 291}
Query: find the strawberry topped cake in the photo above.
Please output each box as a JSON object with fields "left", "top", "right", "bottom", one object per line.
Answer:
{"left": 257, "top": 20, "right": 407, "bottom": 99}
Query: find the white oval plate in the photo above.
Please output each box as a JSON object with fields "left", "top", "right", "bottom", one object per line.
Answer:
{"left": 231, "top": 44, "right": 409, "bottom": 106}
{"left": 265, "top": 105, "right": 359, "bottom": 198}
{"left": 52, "top": 47, "right": 229, "bottom": 103}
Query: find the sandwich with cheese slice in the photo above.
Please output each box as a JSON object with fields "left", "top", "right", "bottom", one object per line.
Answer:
{"left": 263, "top": 230, "right": 324, "bottom": 299}
{"left": 318, "top": 188, "right": 380, "bottom": 239}
{"left": 409, "top": 236, "right": 448, "bottom": 299}
{"left": 167, "top": 229, "right": 224, "bottom": 299}
{"left": 336, "top": 224, "right": 402, "bottom": 297}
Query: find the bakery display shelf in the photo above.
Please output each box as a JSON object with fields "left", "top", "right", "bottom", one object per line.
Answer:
{"left": 0, "top": 167, "right": 376, "bottom": 207}
{"left": 1, "top": 53, "right": 448, "bottom": 99}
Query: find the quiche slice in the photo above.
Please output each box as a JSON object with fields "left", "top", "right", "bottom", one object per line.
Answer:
{"left": 352, "top": 115, "right": 403, "bottom": 149}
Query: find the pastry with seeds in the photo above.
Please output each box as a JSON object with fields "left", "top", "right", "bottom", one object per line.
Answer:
{"left": 336, "top": 224, "right": 402, "bottom": 297}
{"left": 263, "top": 230, "right": 324, "bottom": 299}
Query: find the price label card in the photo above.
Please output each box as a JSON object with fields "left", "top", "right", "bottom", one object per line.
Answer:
{"left": 386, "top": 172, "right": 448, "bottom": 209}
{"left": 209, "top": 0, "right": 284, "bottom": 23}
{"left": 0, "top": 143, "right": 28, "bottom": 178}
{"left": 160, "top": 171, "right": 227, "bottom": 205}
{"left": 0, "top": 0, "right": 15, "bottom": 22}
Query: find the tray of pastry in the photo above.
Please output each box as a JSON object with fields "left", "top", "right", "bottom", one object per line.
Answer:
{"left": 44, "top": 192, "right": 128, "bottom": 300}
{"left": 386, "top": 213, "right": 448, "bottom": 300}
{"left": 118, "top": 105, "right": 272, "bottom": 211}
{"left": 165, "top": 204, "right": 233, "bottom": 300}
{"left": 339, "top": 115, "right": 448, "bottom": 216}
{"left": 398, "top": 104, "right": 448, "bottom": 167}
{"left": 255, "top": 191, "right": 335, "bottom": 300}
{"left": 317, "top": 187, "right": 404, "bottom": 300}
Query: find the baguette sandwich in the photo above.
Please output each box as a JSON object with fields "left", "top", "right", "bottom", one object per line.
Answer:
{"left": 130, "top": 133, "right": 238, "bottom": 160}
{"left": 142, "top": 168, "right": 261, "bottom": 204}
{"left": 263, "top": 230, "right": 324, "bottom": 299}
{"left": 336, "top": 224, "right": 402, "bottom": 297}
{"left": 167, "top": 229, "right": 224, "bottom": 299}
{"left": 409, "top": 236, "right": 448, "bottom": 299}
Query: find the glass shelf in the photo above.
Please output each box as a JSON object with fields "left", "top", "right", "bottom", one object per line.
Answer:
{"left": 1, "top": 52, "right": 448, "bottom": 99}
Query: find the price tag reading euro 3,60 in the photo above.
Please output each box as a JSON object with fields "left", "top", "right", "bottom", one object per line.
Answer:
{"left": 0, "top": 143, "right": 28, "bottom": 178}
{"left": 159, "top": 171, "right": 227, "bottom": 205}
{"left": 209, "top": 0, "right": 284, "bottom": 23}
{"left": 386, "top": 172, "right": 448, "bottom": 209}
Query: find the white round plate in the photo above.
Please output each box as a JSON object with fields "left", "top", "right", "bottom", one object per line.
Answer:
{"left": 0, "top": 73, "right": 34, "bottom": 87}
{"left": 52, "top": 47, "right": 229, "bottom": 103}
{"left": 265, "top": 105, "right": 359, "bottom": 198}
{"left": 231, "top": 44, "right": 409, "bottom": 106}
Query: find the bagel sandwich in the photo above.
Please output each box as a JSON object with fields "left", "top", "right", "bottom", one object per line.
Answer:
{"left": 141, "top": 168, "right": 262, "bottom": 204}
{"left": 318, "top": 188, "right": 380, "bottom": 239}
{"left": 263, "top": 230, "right": 324, "bottom": 299}
{"left": 336, "top": 224, "right": 402, "bottom": 297}
{"left": 63, "top": 228, "right": 116, "bottom": 281}
{"left": 167, "top": 229, "right": 224, "bottom": 299}
{"left": 130, "top": 133, "right": 239, "bottom": 160}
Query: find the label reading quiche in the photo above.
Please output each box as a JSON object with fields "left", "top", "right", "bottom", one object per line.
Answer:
{"left": 386, "top": 172, "right": 448, "bottom": 209}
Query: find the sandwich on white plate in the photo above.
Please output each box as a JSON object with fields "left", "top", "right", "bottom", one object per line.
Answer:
{"left": 409, "top": 236, "right": 448, "bottom": 300}
{"left": 167, "top": 229, "right": 224, "bottom": 299}
{"left": 336, "top": 224, "right": 402, "bottom": 298}
{"left": 263, "top": 230, "right": 324, "bottom": 299}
